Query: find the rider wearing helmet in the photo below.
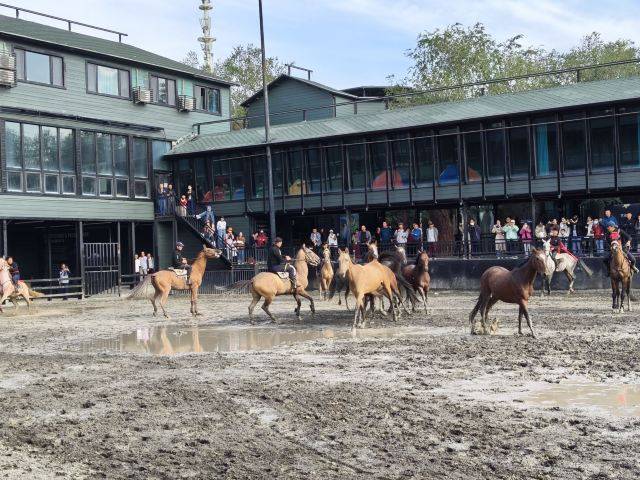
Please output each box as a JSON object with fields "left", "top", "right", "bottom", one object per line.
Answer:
{"left": 604, "top": 225, "right": 638, "bottom": 276}
{"left": 547, "top": 227, "right": 575, "bottom": 265}
{"left": 267, "top": 237, "right": 298, "bottom": 289}
{"left": 173, "top": 242, "right": 192, "bottom": 284}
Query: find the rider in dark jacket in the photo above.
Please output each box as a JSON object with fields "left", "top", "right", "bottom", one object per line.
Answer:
{"left": 267, "top": 237, "right": 298, "bottom": 288}
{"left": 173, "top": 242, "right": 191, "bottom": 284}
{"left": 604, "top": 225, "right": 637, "bottom": 276}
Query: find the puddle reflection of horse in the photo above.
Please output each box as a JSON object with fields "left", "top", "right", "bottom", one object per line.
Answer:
{"left": 469, "top": 248, "right": 546, "bottom": 337}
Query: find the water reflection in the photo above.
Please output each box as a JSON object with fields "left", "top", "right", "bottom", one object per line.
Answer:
{"left": 109, "top": 325, "right": 412, "bottom": 355}
{"left": 527, "top": 382, "right": 640, "bottom": 417}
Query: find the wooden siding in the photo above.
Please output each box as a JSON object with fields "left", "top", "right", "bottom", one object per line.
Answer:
{"left": 0, "top": 38, "right": 231, "bottom": 140}
{"left": 0, "top": 195, "right": 154, "bottom": 221}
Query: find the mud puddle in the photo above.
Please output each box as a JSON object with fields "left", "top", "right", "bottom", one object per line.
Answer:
{"left": 527, "top": 382, "right": 640, "bottom": 417}
{"left": 82, "top": 324, "right": 436, "bottom": 355}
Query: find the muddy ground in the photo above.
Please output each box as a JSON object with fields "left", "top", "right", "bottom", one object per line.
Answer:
{"left": 0, "top": 290, "right": 639, "bottom": 479}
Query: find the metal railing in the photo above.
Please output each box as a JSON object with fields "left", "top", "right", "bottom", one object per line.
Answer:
{"left": 15, "top": 276, "right": 84, "bottom": 300}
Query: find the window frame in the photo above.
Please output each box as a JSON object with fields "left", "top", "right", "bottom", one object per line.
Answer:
{"left": 193, "top": 84, "right": 222, "bottom": 115}
{"left": 85, "top": 61, "right": 131, "bottom": 100}
{"left": 81, "top": 130, "right": 131, "bottom": 198}
{"left": 13, "top": 46, "right": 65, "bottom": 89}
{"left": 149, "top": 74, "right": 177, "bottom": 107}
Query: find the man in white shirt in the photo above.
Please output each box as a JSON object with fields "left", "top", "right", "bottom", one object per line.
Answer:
{"left": 139, "top": 251, "right": 148, "bottom": 276}
{"left": 310, "top": 228, "right": 322, "bottom": 251}
{"left": 395, "top": 223, "right": 408, "bottom": 246}
{"left": 134, "top": 254, "right": 140, "bottom": 281}
{"left": 216, "top": 217, "right": 227, "bottom": 248}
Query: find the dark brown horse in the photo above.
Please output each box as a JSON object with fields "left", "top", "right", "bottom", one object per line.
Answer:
{"left": 402, "top": 250, "right": 430, "bottom": 313}
{"left": 609, "top": 240, "right": 632, "bottom": 313}
{"left": 469, "top": 248, "right": 546, "bottom": 337}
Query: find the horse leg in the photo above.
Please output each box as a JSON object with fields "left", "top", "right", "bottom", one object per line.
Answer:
{"left": 417, "top": 287, "right": 428, "bottom": 314}
{"left": 190, "top": 287, "right": 201, "bottom": 316}
{"left": 151, "top": 291, "right": 160, "bottom": 317}
{"left": 248, "top": 290, "right": 261, "bottom": 325}
{"left": 353, "top": 294, "right": 364, "bottom": 329}
{"left": 261, "top": 296, "right": 278, "bottom": 324}
{"left": 611, "top": 279, "right": 618, "bottom": 312}
{"left": 344, "top": 284, "right": 350, "bottom": 311}
{"left": 469, "top": 295, "right": 484, "bottom": 334}
{"left": 293, "top": 292, "right": 302, "bottom": 321}
{"left": 384, "top": 284, "right": 397, "bottom": 324}
{"left": 159, "top": 288, "right": 171, "bottom": 319}
{"left": 521, "top": 302, "right": 536, "bottom": 338}
{"left": 517, "top": 306, "right": 524, "bottom": 335}
{"left": 564, "top": 270, "right": 575, "bottom": 294}
{"left": 625, "top": 279, "right": 632, "bottom": 312}
{"left": 296, "top": 289, "right": 316, "bottom": 315}
{"left": 482, "top": 296, "right": 499, "bottom": 335}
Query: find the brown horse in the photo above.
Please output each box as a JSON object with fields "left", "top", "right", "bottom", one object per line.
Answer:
{"left": 319, "top": 245, "right": 334, "bottom": 301}
{"left": 336, "top": 248, "right": 400, "bottom": 328}
{"left": 0, "top": 258, "right": 43, "bottom": 313}
{"left": 402, "top": 250, "right": 430, "bottom": 313}
{"left": 128, "top": 246, "right": 222, "bottom": 318}
{"left": 244, "top": 245, "right": 321, "bottom": 324}
{"left": 469, "top": 248, "right": 546, "bottom": 337}
{"left": 610, "top": 240, "right": 632, "bottom": 313}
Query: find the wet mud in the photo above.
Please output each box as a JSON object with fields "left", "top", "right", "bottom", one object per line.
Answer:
{"left": 0, "top": 291, "right": 639, "bottom": 479}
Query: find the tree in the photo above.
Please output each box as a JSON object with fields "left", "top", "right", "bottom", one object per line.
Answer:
{"left": 182, "top": 45, "right": 288, "bottom": 122}
{"left": 387, "top": 23, "right": 640, "bottom": 107}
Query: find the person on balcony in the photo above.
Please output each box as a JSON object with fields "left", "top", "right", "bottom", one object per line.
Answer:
{"left": 195, "top": 205, "right": 215, "bottom": 226}
{"left": 216, "top": 217, "right": 227, "bottom": 248}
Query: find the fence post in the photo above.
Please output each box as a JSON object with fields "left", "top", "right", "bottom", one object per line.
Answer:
{"left": 1, "top": 219, "right": 7, "bottom": 258}
{"left": 78, "top": 221, "right": 85, "bottom": 299}
{"left": 117, "top": 222, "right": 122, "bottom": 297}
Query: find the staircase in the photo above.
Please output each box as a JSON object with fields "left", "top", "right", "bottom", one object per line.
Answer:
{"left": 175, "top": 214, "right": 233, "bottom": 269}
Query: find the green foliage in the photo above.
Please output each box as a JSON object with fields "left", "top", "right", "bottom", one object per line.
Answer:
{"left": 387, "top": 24, "right": 640, "bottom": 108}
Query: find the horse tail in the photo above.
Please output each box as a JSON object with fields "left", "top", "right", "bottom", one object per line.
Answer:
{"left": 127, "top": 276, "right": 154, "bottom": 299}
{"left": 225, "top": 279, "right": 254, "bottom": 294}
{"left": 327, "top": 272, "right": 345, "bottom": 300}
{"left": 578, "top": 258, "right": 593, "bottom": 277}
{"left": 28, "top": 288, "right": 45, "bottom": 298}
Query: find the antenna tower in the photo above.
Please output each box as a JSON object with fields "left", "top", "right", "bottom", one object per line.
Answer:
{"left": 198, "top": 0, "right": 215, "bottom": 72}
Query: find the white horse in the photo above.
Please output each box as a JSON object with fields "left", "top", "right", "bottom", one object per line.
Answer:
{"left": 541, "top": 239, "right": 592, "bottom": 295}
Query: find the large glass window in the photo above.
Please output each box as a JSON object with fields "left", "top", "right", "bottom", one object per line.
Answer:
{"left": 132, "top": 138, "right": 149, "bottom": 198}
{"left": 413, "top": 136, "right": 434, "bottom": 185}
{"left": 5, "top": 123, "right": 75, "bottom": 194}
{"left": 368, "top": 141, "right": 387, "bottom": 190}
{"left": 152, "top": 140, "right": 172, "bottom": 171}
{"left": 150, "top": 75, "right": 176, "bottom": 106}
{"left": 212, "top": 158, "right": 230, "bottom": 201}
{"left": 81, "top": 131, "right": 96, "bottom": 174}
{"left": 194, "top": 157, "right": 209, "bottom": 202}
{"left": 562, "top": 115, "right": 586, "bottom": 173}
{"left": 324, "top": 146, "right": 342, "bottom": 192}
{"left": 272, "top": 152, "right": 284, "bottom": 197}
{"left": 230, "top": 159, "right": 245, "bottom": 200}
{"left": 251, "top": 155, "right": 265, "bottom": 199}
{"left": 437, "top": 130, "right": 459, "bottom": 185}
{"left": 82, "top": 130, "right": 135, "bottom": 197}
{"left": 113, "top": 136, "right": 128, "bottom": 177}
{"left": 486, "top": 123, "right": 505, "bottom": 180}
{"left": 391, "top": 137, "right": 411, "bottom": 188}
{"left": 87, "top": 62, "right": 130, "bottom": 98}
{"left": 287, "top": 149, "right": 305, "bottom": 195}
{"left": 347, "top": 143, "right": 366, "bottom": 190}
{"left": 306, "top": 148, "right": 322, "bottom": 193}
{"left": 508, "top": 125, "right": 530, "bottom": 177}
{"left": 590, "top": 109, "right": 615, "bottom": 170}
{"left": 619, "top": 109, "right": 640, "bottom": 169}
{"left": 194, "top": 85, "right": 221, "bottom": 114}
{"left": 463, "top": 129, "right": 482, "bottom": 183}
{"left": 97, "top": 132, "right": 113, "bottom": 175}
{"left": 15, "top": 48, "right": 63, "bottom": 87}
{"left": 534, "top": 117, "right": 558, "bottom": 176}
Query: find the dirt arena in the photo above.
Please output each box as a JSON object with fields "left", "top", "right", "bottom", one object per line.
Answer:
{"left": 0, "top": 290, "right": 639, "bottom": 479}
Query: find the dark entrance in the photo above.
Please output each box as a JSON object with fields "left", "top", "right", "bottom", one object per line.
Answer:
{"left": 83, "top": 242, "right": 120, "bottom": 296}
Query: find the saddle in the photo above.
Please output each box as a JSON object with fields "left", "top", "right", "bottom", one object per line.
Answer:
{"left": 168, "top": 267, "right": 188, "bottom": 278}
{"left": 272, "top": 271, "right": 290, "bottom": 280}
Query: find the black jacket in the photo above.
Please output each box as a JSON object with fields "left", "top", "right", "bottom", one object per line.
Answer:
{"left": 606, "top": 229, "right": 632, "bottom": 246}
{"left": 620, "top": 218, "right": 635, "bottom": 236}
{"left": 172, "top": 250, "right": 183, "bottom": 268}
{"left": 267, "top": 246, "right": 285, "bottom": 271}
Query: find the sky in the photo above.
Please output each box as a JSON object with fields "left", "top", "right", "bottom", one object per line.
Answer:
{"left": 6, "top": 0, "right": 640, "bottom": 90}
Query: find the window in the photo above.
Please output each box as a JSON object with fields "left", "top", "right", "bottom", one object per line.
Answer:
{"left": 437, "top": 130, "right": 459, "bottom": 185}
{"left": 619, "top": 108, "right": 640, "bottom": 169}
{"left": 534, "top": 117, "right": 558, "bottom": 176}
{"left": 306, "top": 148, "right": 322, "bottom": 193}
{"left": 272, "top": 152, "right": 284, "bottom": 197}
{"left": 591, "top": 109, "right": 616, "bottom": 170}
{"left": 194, "top": 85, "right": 221, "bottom": 114}
{"left": 413, "top": 136, "right": 434, "bottom": 185}
{"left": 81, "top": 131, "right": 130, "bottom": 197}
{"left": 150, "top": 75, "right": 176, "bottom": 106}
{"left": 323, "top": 146, "right": 342, "bottom": 192}
{"left": 391, "top": 137, "right": 411, "bottom": 188}
{"left": 486, "top": 124, "right": 505, "bottom": 180}
{"left": 463, "top": 128, "right": 482, "bottom": 183}
{"left": 251, "top": 156, "right": 265, "bottom": 199}
{"left": 132, "top": 138, "right": 149, "bottom": 198}
{"left": 509, "top": 126, "right": 530, "bottom": 177}
{"left": 347, "top": 143, "right": 366, "bottom": 190}
{"left": 287, "top": 149, "right": 304, "bottom": 195}
{"left": 152, "top": 140, "right": 172, "bottom": 170}
{"left": 87, "top": 62, "right": 130, "bottom": 98}
{"left": 194, "top": 157, "right": 209, "bottom": 202}
{"left": 15, "top": 48, "right": 63, "bottom": 87}
{"left": 213, "top": 158, "right": 230, "bottom": 201}
{"left": 562, "top": 115, "right": 586, "bottom": 173}
{"left": 368, "top": 141, "right": 387, "bottom": 190}
{"left": 4, "top": 122, "right": 75, "bottom": 194}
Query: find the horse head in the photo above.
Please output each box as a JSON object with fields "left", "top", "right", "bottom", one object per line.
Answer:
{"left": 202, "top": 246, "right": 222, "bottom": 259}
{"left": 336, "top": 248, "right": 352, "bottom": 277}
{"left": 416, "top": 250, "right": 429, "bottom": 267}
{"left": 322, "top": 245, "right": 331, "bottom": 260}
{"left": 610, "top": 240, "right": 621, "bottom": 252}
{"left": 529, "top": 248, "right": 547, "bottom": 274}
{"left": 395, "top": 244, "right": 407, "bottom": 263}
{"left": 542, "top": 238, "right": 551, "bottom": 254}
{"left": 300, "top": 244, "right": 321, "bottom": 267}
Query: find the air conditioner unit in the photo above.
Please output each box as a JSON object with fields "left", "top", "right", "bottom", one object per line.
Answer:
{"left": 177, "top": 95, "right": 195, "bottom": 112}
{"left": 133, "top": 86, "right": 152, "bottom": 104}
{"left": 0, "top": 53, "right": 16, "bottom": 87}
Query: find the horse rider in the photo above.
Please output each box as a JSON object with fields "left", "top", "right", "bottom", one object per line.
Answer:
{"left": 6, "top": 257, "right": 20, "bottom": 284}
{"left": 172, "top": 242, "right": 192, "bottom": 284}
{"left": 603, "top": 224, "right": 638, "bottom": 276}
{"left": 267, "top": 237, "right": 299, "bottom": 290}
{"left": 547, "top": 228, "right": 576, "bottom": 266}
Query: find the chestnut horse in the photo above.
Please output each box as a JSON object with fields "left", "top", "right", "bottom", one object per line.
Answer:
{"left": 336, "top": 248, "right": 400, "bottom": 328}
{"left": 0, "top": 258, "right": 43, "bottom": 313}
{"left": 319, "top": 245, "right": 334, "bottom": 301}
{"left": 609, "top": 240, "right": 632, "bottom": 313}
{"left": 402, "top": 250, "right": 430, "bottom": 313}
{"left": 128, "top": 246, "right": 222, "bottom": 318}
{"left": 469, "top": 248, "right": 546, "bottom": 337}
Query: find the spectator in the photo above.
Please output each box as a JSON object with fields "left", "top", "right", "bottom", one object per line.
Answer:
{"left": 379, "top": 221, "right": 393, "bottom": 246}
{"left": 357, "top": 225, "right": 372, "bottom": 245}
{"left": 157, "top": 183, "right": 166, "bottom": 216}
{"left": 425, "top": 221, "right": 438, "bottom": 257}
{"left": 559, "top": 218, "right": 570, "bottom": 243}
{"left": 166, "top": 184, "right": 176, "bottom": 214}
{"left": 310, "top": 228, "right": 322, "bottom": 251}
{"left": 394, "top": 223, "right": 408, "bottom": 247}
{"left": 410, "top": 222, "right": 422, "bottom": 245}
{"left": 503, "top": 219, "right": 519, "bottom": 254}
{"left": 177, "top": 195, "right": 188, "bottom": 217}
{"left": 235, "top": 232, "right": 246, "bottom": 264}
{"left": 374, "top": 227, "right": 382, "bottom": 243}
{"left": 186, "top": 185, "right": 195, "bottom": 215}
{"left": 584, "top": 216, "right": 594, "bottom": 255}
{"left": 535, "top": 221, "right": 547, "bottom": 247}
{"left": 455, "top": 223, "right": 463, "bottom": 257}
{"left": 328, "top": 229, "right": 338, "bottom": 256}
{"left": 202, "top": 220, "right": 215, "bottom": 244}
{"left": 519, "top": 221, "right": 533, "bottom": 256}
{"left": 148, "top": 254, "right": 155, "bottom": 273}
{"left": 467, "top": 219, "right": 481, "bottom": 256}
{"left": 547, "top": 218, "right": 558, "bottom": 233}
{"left": 601, "top": 209, "right": 618, "bottom": 230}
{"left": 255, "top": 230, "right": 268, "bottom": 248}
{"left": 139, "top": 251, "right": 149, "bottom": 277}
{"left": 216, "top": 216, "right": 227, "bottom": 248}
{"left": 196, "top": 205, "right": 215, "bottom": 225}
{"left": 592, "top": 218, "right": 604, "bottom": 255}
{"left": 620, "top": 211, "right": 634, "bottom": 236}
{"left": 58, "top": 263, "right": 70, "bottom": 300}
{"left": 134, "top": 254, "right": 140, "bottom": 281}
{"left": 492, "top": 220, "right": 506, "bottom": 257}
{"left": 569, "top": 215, "right": 582, "bottom": 255}
{"left": 635, "top": 213, "right": 640, "bottom": 253}
{"left": 225, "top": 227, "right": 236, "bottom": 259}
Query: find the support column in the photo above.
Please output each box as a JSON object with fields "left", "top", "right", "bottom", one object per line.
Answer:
{"left": 46, "top": 226, "right": 52, "bottom": 279}
{"left": 78, "top": 221, "right": 85, "bottom": 299}
{"left": 461, "top": 203, "right": 469, "bottom": 259}
{"left": 2, "top": 220, "right": 7, "bottom": 258}
{"left": 116, "top": 222, "right": 121, "bottom": 296}
{"left": 530, "top": 199, "right": 536, "bottom": 224}
{"left": 130, "top": 221, "right": 136, "bottom": 272}
{"left": 345, "top": 208, "right": 352, "bottom": 247}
